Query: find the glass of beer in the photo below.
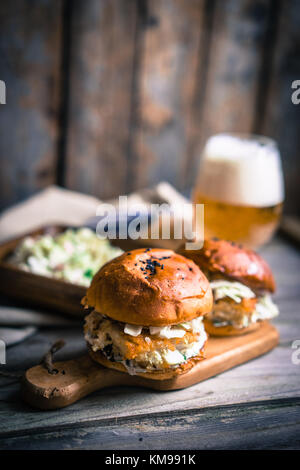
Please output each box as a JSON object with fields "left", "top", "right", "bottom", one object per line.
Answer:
{"left": 193, "top": 133, "right": 284, "bottom": 249}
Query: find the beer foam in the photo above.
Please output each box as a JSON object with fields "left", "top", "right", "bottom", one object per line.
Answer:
{"left": 197, "top": 134, "right": 284, "bottom": 207}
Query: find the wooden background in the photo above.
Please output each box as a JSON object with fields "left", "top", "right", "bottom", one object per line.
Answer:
{"left": 0, "top": 0, "right": 299, "bottom": 214}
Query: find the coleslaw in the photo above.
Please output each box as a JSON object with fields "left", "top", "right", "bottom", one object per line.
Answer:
{"left": 9, "top": 228, "right": 123, "bottom": 287}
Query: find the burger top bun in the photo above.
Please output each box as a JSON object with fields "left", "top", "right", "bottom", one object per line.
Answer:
{"left": 178, "top": 239, "right": 276, "bottom": 293}
{"left": 82, "top": 248, "right": 213, "bottom": 326}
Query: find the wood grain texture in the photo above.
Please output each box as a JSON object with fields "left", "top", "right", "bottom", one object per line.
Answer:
{"left": 260, "top": 0, "right": 300, "bottom": 216}
{"left": 0, "top": 0, "right": 62, "bottom": 210}
{"left": 128, "top": 0, "right": 205, "bottom": 191}
{"left": 185, "top": 0, "right": 273, "bottom": 186}
{"left": 0, "top": 0, "right": 299, "bottom": 215}
{"left": 1, "top": 398, "right": 299, "bottom": 450}
{"left": 64, "top": 0, "right": 137, "bottom": 199}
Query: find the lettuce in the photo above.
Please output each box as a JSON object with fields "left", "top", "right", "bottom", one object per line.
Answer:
{"left": 253, "top": 294, "right": 279, "bottom": 320}
{"left": 210, "top": 280, "right": 255, "bottom": 303}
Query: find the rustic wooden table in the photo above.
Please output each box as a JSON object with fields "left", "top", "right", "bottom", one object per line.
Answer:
{"left": 0, "top": 236, "right": 299, "bottom": 450}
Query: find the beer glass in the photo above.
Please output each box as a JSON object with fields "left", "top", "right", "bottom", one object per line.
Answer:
{"left": 193, "top": 133, "right": 284, "bottom": 249}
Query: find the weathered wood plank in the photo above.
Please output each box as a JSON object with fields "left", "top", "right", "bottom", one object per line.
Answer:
{"left": 1, "top": 303, "right": 299, "bottom": 433}
{"left": 1, "top": 331, "right": 299, "bottom": 436}
{"left": 64, "top": 0, "right": 137, "bottom": 200}
{"left": 128, "top": 0, "right": 205, "bottom": 192}
{"left": 0, "top": 238, "right": 299, "bottom": 439}
{"left": 260, "top": 0, "right": 300, "bottom": 216}
{"left": 1, "top": 398, "right": 300, "bottom": 449}
{"left": 0, "top": 0, "right": 62, "bottom": 210}
{"left": 185, "top": 0, "right": 273, "bottom": 188}
{"left": 1, "top": 346, "right": 299, "bottom": 428}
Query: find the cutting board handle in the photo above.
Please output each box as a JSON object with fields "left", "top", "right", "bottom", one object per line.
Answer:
{"left": 21, "top": 354, "right": 130, "bottom": 410}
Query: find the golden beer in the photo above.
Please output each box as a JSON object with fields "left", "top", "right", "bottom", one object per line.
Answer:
{"left": 193, "top": 134, "right": 284, "bottom": 249}
{"left": 193, "top": 191, "right": 283, "bottom": 248}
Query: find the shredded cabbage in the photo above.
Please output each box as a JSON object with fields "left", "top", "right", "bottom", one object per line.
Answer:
{"left": 212, "top": 293, "right": 279, "bottom": 328}
{"left": 253, "top": 294, "right": 279, "bottom": 321}
{"left": 210, "top": 280, "right": 255, "bottom": 303}
{"left": 124, "top": 324, "right": 143, "bottom": 337}
{"left": 10, "top": 228, "right": 123, "bottom": 287}
{"left": 149, "top": 326, "right": 186, "bottom": 339}
{"left": 124, "top": 315, "right": 205, "bottom": 338}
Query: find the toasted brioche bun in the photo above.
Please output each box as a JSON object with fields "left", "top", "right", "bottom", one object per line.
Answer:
{"left": 88, "top": 346, "right": 206, "bottom": 380}
{"left": 178, "top": 239, "right": 275, "bottom": 293}
{"left": 204, "top": 318, "right": 261, "bottom": 337}
{"left": 82, "top": 248, "right": 213, "bottom": 326}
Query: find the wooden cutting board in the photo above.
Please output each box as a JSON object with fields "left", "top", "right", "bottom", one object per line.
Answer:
{"left": 22, "top": 321, "right": 279, "bottom": 410}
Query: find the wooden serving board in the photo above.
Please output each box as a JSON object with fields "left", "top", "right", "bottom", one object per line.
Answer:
{"left": 21, "top": 322, "right": 279, "bottom": 410}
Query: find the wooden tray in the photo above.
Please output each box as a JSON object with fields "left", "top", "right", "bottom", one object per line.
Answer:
{"left": 0, "top": 225, "right": 184, "bottom": 317}
{"left": 22, "top": 321, "right": 279, "bottom": 410}
{"left": 0, "top": 225, "right": 140, "bottom": 317}
{"left": 0, "top": 226, "right": 87, "bottom": 317}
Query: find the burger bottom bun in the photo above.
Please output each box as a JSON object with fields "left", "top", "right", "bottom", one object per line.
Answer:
{"left": 204, "top": 319, "right": 261, "bottom": 337}
{"left": 88, "top": 346, "right": 206, "bottom": 380}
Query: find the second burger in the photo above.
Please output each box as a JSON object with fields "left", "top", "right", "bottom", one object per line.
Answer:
{"left": 179, "top": 239, "right": 279, "bottom": 336}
